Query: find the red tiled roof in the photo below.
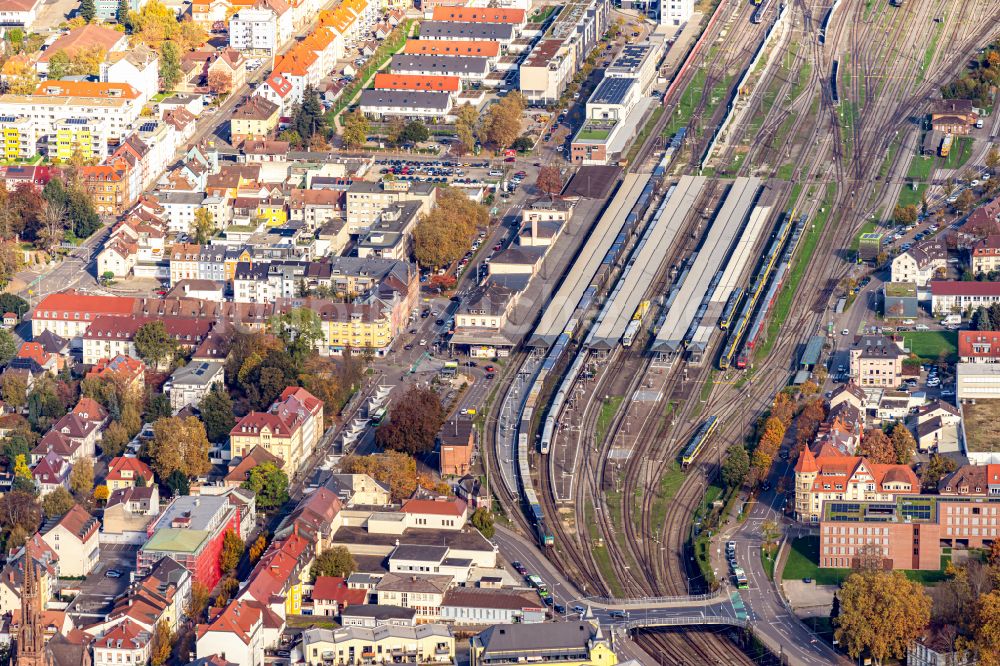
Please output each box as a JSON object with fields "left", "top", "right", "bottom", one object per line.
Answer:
{"left": 959, "top": 330, "right": 1000, "bottom": 360}
{"left": 312, "top": 576, "right": 367, "bottom": 605}
{"left": 373, "top": 73, "right": 461, "bottom": 93}
{"left": 400, "top": 497, "right": 467, "bottom": 517}
{"left": 430, "top": 6, "right": 525, "bottom": 22}
{"left": 107, "top": 457, "right": 154, "bottom": 485}
{"left": 32, "top": 291, "right": 136, "bottom": 321}
{"left": 196, "top": 600, "right": 262, "bottom": 645}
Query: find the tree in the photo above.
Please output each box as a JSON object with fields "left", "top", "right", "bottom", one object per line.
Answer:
{"left": 834, "top": 570, "right": 931, "bottom": 665}
{"left": 145, "top": 393, "right": 172, "bottom": 422}
{"left": 386, "top": 116, "right": 406, "bottom": 146}
{"left": 5, "top": 57, "right": 39, "bottom": 95}
{"left": 219, "top": 529, "right": 243, "bottom": 573}
{"left": 957, "top": 188, "right": 976, "bottom": 213}
{"left": 41, "top": 487, "right": 75, "bottom": 518}
{"left": 470, "top": 507, "right": 494, "bottom": 538}
{"left": 166, "top": 469, "right": 190, "bottom": 496}
{"left": 147, "top": 416, "right": 211, "bottom": 480}
{"left": 375, "top": 386, "right": 445, "bottom": 455}
{"left": 341, "top": 451, "right": 418, "bottom": 502}
{"left": 342, "top": 110, "right": 369, "bottom": 149}
{"left": 293, "top": 86, "right": 328, "bottom": 143}
{"left": 134, "top": 321, "right": 177, "bottom": 369}
{"left": 400, "top": 121, "right": 429, "bottom": 144}
{"left": 269, "top": 307, "right": 323, "bottom": 364}
{"left": 857, "top": 428, "right": 895, "bottom": 464}
{"left": 987, "top": 146, "right": 1000, "bottom": 174}
{"left": 310, "top": 546, "right": 356, "bottom": 582}
{"left": 0, "top": 490, "right": 42, "bottom": 539}
{"left": 207, "top": 69, "right": 232, "bottom": 95}
{"left": 100, "top": 422, "right": 130, "bottom": 458}
{"left": 482, "top": 94, "right": 525, "bottom": 150}
{"left": 94, "top": 485, "right": 110, "bottom": 504}
{"left": 193, "top": 208, "right": 215, "bottom": 244}
{"left": 413, "top": 187, "right": 489, "bottom": 268}
{"left": 0, "top": 329, "right": 16, "bottom": 366}
{"left": 46, "top": 50, "right": 72, "bottom": 81}
{"left": 116, "top": 0, "right": 131, "bottom": 28}
{"left": 150, "top": 619, "right": 173, "bottom": 666}
{"left": 0, "top": 294, "right": 28, "bottom": 319}
{"left": 721, "top": 444, "right": 750, "bottom": 490}
{"left": 511, "top": 136, "right": 533, "bottom": 152}
{"left": 159, "top": 40, "right": 181, "bottom": 91}
{"left": 892, "top": 204, "right": 918, "bottom": 226}
{"left": 536, "top": 165, "right": 563, "bottom": 196}
{"left": 241, "top": 462, "right": 289, "bottom": 510}
{"left": 890, "top": 424, "right": 916, "bottom": 464}
{"left": 921, "top": 453, "right": 958, "bottom": 490}
{"left": 186, "top": 581, "right": 211, "bottom": 619}
{"left": 69, "top": 457, "right": 94, "bottom": 497}
{"left": 2, "top": 372, "right": 27, "bottom": 410}
{"left": 199, "top": 385, "right": 236, "bottom": 443}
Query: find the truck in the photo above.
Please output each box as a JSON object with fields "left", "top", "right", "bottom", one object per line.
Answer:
{"left": 942, "top": 314, "right": 961, "bottom": 326}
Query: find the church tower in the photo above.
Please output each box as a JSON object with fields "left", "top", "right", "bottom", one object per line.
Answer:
{"left": 15, "top": 557, "right": 51, "bottom": 666}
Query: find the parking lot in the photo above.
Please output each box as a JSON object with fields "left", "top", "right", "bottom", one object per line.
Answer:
{"left": 65, "top": 544, "right": 138, "bottom": 622}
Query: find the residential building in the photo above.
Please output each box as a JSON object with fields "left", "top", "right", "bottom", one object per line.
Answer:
{"left": 959, "top": 330, "right": 1000, "bottom": 363}
{"left": 39, "top": 505, "right": 100, "bottom": 577}
{"left": 793, "top": 445, "right": 918, "bottom": 523}
{"left": 470, "top": 622, "right": 617, "bottom": 666}
{"left": 230, "top": 96, "right": 280, "bottom": 146}
{"left": 356, "top": 201, "right": 422, "bottom": 260}
{"left": 81, "top": 161, "right": 131, "bottom": 216}
{"left": 301, "top": 624, "right": 454, "bottom": 666}
{"left": 400, "top": 41, "right": 499, "bottom": 59}
{"left": 908, "top": 629, "right": 976, "bottom": 666}
{"left": 30, "top": 292, "right": 137, "bottom": 341}
{"left": 818, "top": 494, "right": 1000, "bottom": 570}
{"left": 890, "top": 239, "right": 947, "bottom": 286}
{"left": 0, "top": 115, "right": 38, "bottom": 160}
{"left": 358, "top": 89, "right": 453, "bottom": 120}
{"left": 439, "top": 419, "right": 474, "bottom": 477}
{"left": 389, "top": 54, "right": 491, "bottom": 82}
{"left": 164, "top": 361, "right": 225, "bottom": 413}
{"left": 339, "top": 605, "right": 416, "bottom": 627}
{"left": 916, "top": 400, "right": 961, "bottom": 453}
{"left": 972, "top": 235, "right": 1000, "bottom": 275}
{"left": 418, "top": 21, "right": 515, "bottom": 43}
{"left": 430, "top": 6, "right": 525, "bottom": 24}
{"left": 137, "top": 495, "right": 241, "bottom": 588}
{"left": 230, "top": 5, "right": 293, "bottom": 56}
{"left": 224, "top": 446, "right": 283, "bottom": 487}
{"left": 36, "top": 25, "right": 129, "bottom": 76}
{"left": 0, "top": 0, "right": 44, "bottom": 29}
{"left": 932, "top": 280, "right": 1000, "bottom": 316}
{"left": 102, "top": 485, "right": 161, "bottom": 542}
{"left": 32, "top": 450, "right": 70, "bottom": 496}
{"left": 345, "top": 180, "right": 436, "bottom": 234}
{"left": 229, "top": 386, "right": 324, "bottom": 477}
{"left": 400, "top": 497, "right": 469, "bottom": 530}
{"left": 848, "top": 335, "right": 907, "bottom": 388}
{"left": 196, "top": 600, "right": 265, "bottom": 666}
{"left": 92, "top": 619, "right": 152, "bottom": 666}
{"left": 325, "top": 474, "right": 392, "bottom": 507}
{"left": 100, "top": 46, "right": 159, "bottom": 106}
{"left": 311, "top": 576, "right": 367, "bottom": 617}
{"left": 81, "top": 316, "right": 213, "bottom": 366}
{"left": 238, "top": 527, "right": 313, "bottom": 615}
{"left": 106, "top": 456, "right": 155, "bottom": 491}
{"left": 373, "top": 573, "right": 451, "bottom": 618}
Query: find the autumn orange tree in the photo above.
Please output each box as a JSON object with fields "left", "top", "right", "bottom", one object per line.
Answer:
{"left": 834, "top": 570, "right": 931, "bottom": 665}
{"left": 857, "top": 429, "right": 895, "bottom": 464}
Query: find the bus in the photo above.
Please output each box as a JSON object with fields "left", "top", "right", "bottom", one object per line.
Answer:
{"left": 734, "top": 567, "right": 749, "bottom": 589}
{"left": 371, "top": 407, "right": 387, "bottom": 426}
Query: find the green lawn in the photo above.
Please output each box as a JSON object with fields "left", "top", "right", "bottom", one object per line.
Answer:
{"left": 761, "top": 547, "right": 776, "bottom": 580}
{"left": 586, "top": 502, "right": 625, "bottom": 598}
{"left": 578, "top": 128, "right": 611, "bottom": 140}
{"left": 625, "top": 105, "right": 664, "bottom": 165}
{"left": 942, "top": 136, "right": 974, "bottom": 170}
{"left": 898, "top": 182, "right": 928, "bottom": 209}
{"left": 777, "top": 163, "right": 795, "bottom": 180}
{"left": 595, "top": 395, "right": 623, "bottom": 445}
{"left": 649, "top": 463, "right": 685, "bottom": 531}
{"left": 902, "top": 330, "right": 958, "bottom": 363}
{"left": 784, "top": 536, "right": 950, "bottom": 586}
{"left": 906, "top": 154, "right": 935, "bottom": 181}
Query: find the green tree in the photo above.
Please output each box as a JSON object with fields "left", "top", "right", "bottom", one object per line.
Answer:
{"left": 199, "top": 385, "right": 236, "bottom": 443}
{"left": 511, "top": 135, "right": 533, "bottom": 152}
{"left": 375, "top": 386, "right": 445, "bottom": 455}
{"left": 721, "top": 444, "right": 750, "bottom": 490}
{"left": 342, "top": 110, "right": 369, "bottom": 149}
{"left": 470, "top": 507, "right": 495, "bottom": 539}
{"left": 293, "top": 86, "right": 328, "bottom": 142}
{"left": 41, "top": 487, "right": 75, "bottom": 518}
{"left": 834, "top": 570, "right": 931, "bottom": 665}
{"left": 116, "top": 0, "right": 131, "bottom": 28}
{"left": 134, "top": 321, "right": 177, "bottom": 369}
{"left": 166, "top": 469, "right": 190, "bottom": 496}
{"left": 145, "top": 393, "right": 172, "bottom": 422}
{"left": 310, "top": 546, "right": 356, "bottom": 582}
{"left": 242, "top": 462, "right": 290, "bottom": 510}
{"left": 100, "top": 422, "right": 130, "bottom": 458}
{"left": 0, "top": 329, "right": 16, "bottom": 365}
{"left": 219, "top": 529, "right": 243, "bottom": 573}
{"left": 454, "top": 103, "right": 478, "bottom": 154}
{"left": 921, "top": 453, "right": 958, "bottom": 490}
{"left": 79, "top": 0, "right": 96, "bottom": 22}
{"left": 269, "top": 307, "right": 323, "bottom": 364}
{"left": 400, "top": 120, "right": 429, "bottom": 144}
{"left": 193, "top": 208, "right": 214, "bottom": 244}
{"left": 159, "top": 40, "right": 181, "bottom": 91}
{"left": 47, "top": 50, "right": 71, "bottom": 80}
{"left": 0, "top": 294, "right": 28, "bottom": 318}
